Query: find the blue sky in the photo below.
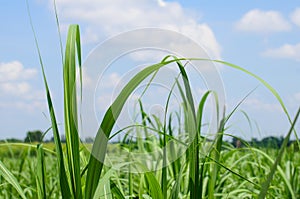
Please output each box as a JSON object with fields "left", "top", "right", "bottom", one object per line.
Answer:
{"left": 1, "top": 0, "right": 299, "bottom": 141}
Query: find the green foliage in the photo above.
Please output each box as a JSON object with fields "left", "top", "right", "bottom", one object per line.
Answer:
{"left": 1, "top": 7, "right": 299, "bottom": 197}
{"left": 24, "top": 130, "right": 43, "bottom": 143}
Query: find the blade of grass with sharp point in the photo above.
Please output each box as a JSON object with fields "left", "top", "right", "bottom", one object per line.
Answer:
{"left": 196, "top": 90, "right": 212, "bottom": 198}
{"left": 203, "top": 154, "right": 259, "bottom": 188}
{"left": 175, "top": 59, "right": 196, "bottom": 117}
{"left": 175, "top": 59, "right": 202, "bottom": 199}
{"left": 0, "top": 161, "right": 26, "bottom": 199}
{"left": 53, "top": 0, "right": 64, "bottom": 65}
{"left": 240, "top": 110, "right": 254, "bottom": 134}
{"left": 171, "top": 162, "right": 187, "bottom": 199}
{"left": 166, "top": 59, "right": 199, "bottom": 197}
{"left": 160, "top": 70, "right": 179, "bottom": 199}
{"left": 248, "top": 148, "right": 296, "bottom": 199}
{"left": 36, "top": 144, "right": 46, "bottom": 199}
{"left": 26, "top": 1, "right": 71, "bottom": 197}
{"left": 173, "top": 57, "right": 299, "bottom": 146}
{"left": 196, "top": 91, "right": 212, "bottom": 135}
{"left": 138, "top": 99, "right": 149, "bottom": 151}
{"left": 63, "top": 24, "right": 82, "bottom": 199}
{"left": 207, "top": 86, "right": 258, "bottom": 194}
{"left": 207, "top": 87, "right": 256, "bottom": 198}
{"left": 177, "top": 62, "right": 199, "bottom": 198}
{"left": 208, "top": 96, "right": 224, "bottom": 199}
{"left": 85, "top": 57, "right": 192, "bottom": 198}
{"left": 212, "top": 60, "right": 299, "bottom": 143}
{"left": 168, "top": 113, "right": 180, "bottom": 178}
{"left": 176, "top": 75, "right": 195, "bottom": 195}
{"left": 258, "top": 107, "right": 300, "bottom": 199}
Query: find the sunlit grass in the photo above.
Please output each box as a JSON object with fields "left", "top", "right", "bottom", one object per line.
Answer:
{"left": 0, "top": 2, "right": 299, "bottom": 198}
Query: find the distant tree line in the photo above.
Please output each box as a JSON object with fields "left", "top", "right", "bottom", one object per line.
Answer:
{"left": 0, "top": 130, "right": 67, "bottom": 143}
{"left": 232, "top": 136, "right": 298, "bottom": 149}
{"left": 0, "top": 130, "right": 298, "bottom": 151}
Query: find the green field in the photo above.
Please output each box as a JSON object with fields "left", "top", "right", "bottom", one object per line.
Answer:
{"left": 0, "top": 10, "right": 299, "bottom": 198}
{"left": 0, "top": 141, "right": 299, "bottom": 198}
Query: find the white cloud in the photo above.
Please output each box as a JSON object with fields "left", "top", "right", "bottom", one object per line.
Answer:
{"left": 262, "top": 43, "right": 300, "bottom": 61}
{"left": 290, "top": 8, "right": 300, "bottom": 27}
{"left": 235, "top": 9, "right": 291, "bottom": 34}
{"left": 0, "top": 61, "right": 37, "bottom": 82}
{"left": 54, "top": 0, "right": 221, "bottom": 60}
{"left": 0, "top": 82, "right": 31, "bottom": 95}
{"left": 0, "top": 61, "right": 45, "bottom": 111}
{"left": 244, "top": 98, "right": 282, "bottom": 112}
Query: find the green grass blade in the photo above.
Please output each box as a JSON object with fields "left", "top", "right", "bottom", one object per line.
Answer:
{"left": 196, "top": 90, "right": 212, "bottom": 197}
{"left": 63, "top": 24, "right": 82, "bottom": 198}
{"left": 196, "top": 91, "right": 212, "bottom": 133}
{"left": 171, "top": 163, "right": 186, "bottom": 199}
{"left": 144, "top": 172, "right": 164, "bottom": 199}
{"left": 172, "top": 59, "right": 200, "bottom": 199}
{"left": 17, "top": 149, "right": 27, "bottom": 181}
{"left": 138, "top": 99, "right": 149, "bottom": 151}
{"left": 213, "top": 60, "right": 298, "bottom": 138}
{"left": 128, "top": 163, "right": 133, "bottom": 197}
{"left": 208, "top": 86, "right": 259, "bottom": 195}
{"left": 36, "top": 144, "right": 46, "bottom": 199}
{"left": 249, "top": 148, "right": 296, "bottom": 199}
{"left": 92, "top": 163, "right": 128, "bottom": 199}
{"left": 175, "top": 59, "right": 196, "bottom": 118}
{"left": 208, "top": 95, "right": 224, "bottom": 199}
{"left": 85, "top": 58, "right": 180, "bottom": 198}
{"left": 258, "top": 107, "right": 300, "bottom": 199}
{"left": 0, "top": 161, "right": 26, "bottom": 199}
{"left": 160, "top": 72, "right": 179, "bottom": 199}
{"left": 110, "top": 181, "right": 125, "bottom": 199}
{"left": 26, "top": 1, "right": 72, "bottom": 197}
{"left": 53, "top": 0, "right": 64, "bottom": 65}
{"left": 225, "top": 86, "right": 258, "bottom": 123}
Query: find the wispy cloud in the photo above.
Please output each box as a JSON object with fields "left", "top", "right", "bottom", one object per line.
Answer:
{"left": 0, "top": 61, "right": 37, "bottom": 82}
{"left": 235, "top": 9, "right": 291, "bottom": 34}
{"left": 262, "top": 43, "right": 300, "bottom": 62}
{"left": 290, "top": 8, "right": 300, "bottom": 27}
{"left": 243, "top": 98, "right": 282, "bottom": 113}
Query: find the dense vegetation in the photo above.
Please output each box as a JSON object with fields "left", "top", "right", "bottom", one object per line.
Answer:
{"left": 0, "top": 6, "right": 299, "bottom": 198}
{"left": 0, "top": 132, "right": 299, "bottom": 198}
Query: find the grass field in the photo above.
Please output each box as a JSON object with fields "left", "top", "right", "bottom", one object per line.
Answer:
{"left": 0, "top": 140, "right": 299, "bottom": 198}
{"left": 0, "top": 8, "right": 299, "bottom": 198}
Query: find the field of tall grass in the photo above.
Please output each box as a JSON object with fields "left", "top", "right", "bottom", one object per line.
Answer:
{"left": 0, "top": 3, "right": 300, "bottom": 198}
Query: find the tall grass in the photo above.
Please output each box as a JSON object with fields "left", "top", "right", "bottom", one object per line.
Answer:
{"left": 0, "top": 3, "right": 299, "bottom": 197}
{"left": 41, "top": 24, "right": 300, "bottom": 198}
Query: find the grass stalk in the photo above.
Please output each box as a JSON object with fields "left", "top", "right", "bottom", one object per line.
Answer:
{"left": 63, "top": 24, "right": 82, "bottom": 199}
{"left": 36, "top": 144, "right": 46, "bottom": 199}
{"left": 26, "top": 1, "right": 72, "bottom": 197}
{"left": 258, "top": 107, "right": 300, "bottom": 199}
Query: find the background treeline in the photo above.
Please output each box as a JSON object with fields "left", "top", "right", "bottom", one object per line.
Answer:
{"left": 1, "top": 130, "right": 298, "bottom": 149}
{"left": 232, "top": 136, "right": 298, "bottom": 149}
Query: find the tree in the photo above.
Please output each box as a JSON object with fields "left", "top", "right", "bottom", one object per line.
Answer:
{"left": 85, "top": 137, "right": 94, "bottom": 143}
{"left": 24, "top": 130, "right": 43, "bottom": 142}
